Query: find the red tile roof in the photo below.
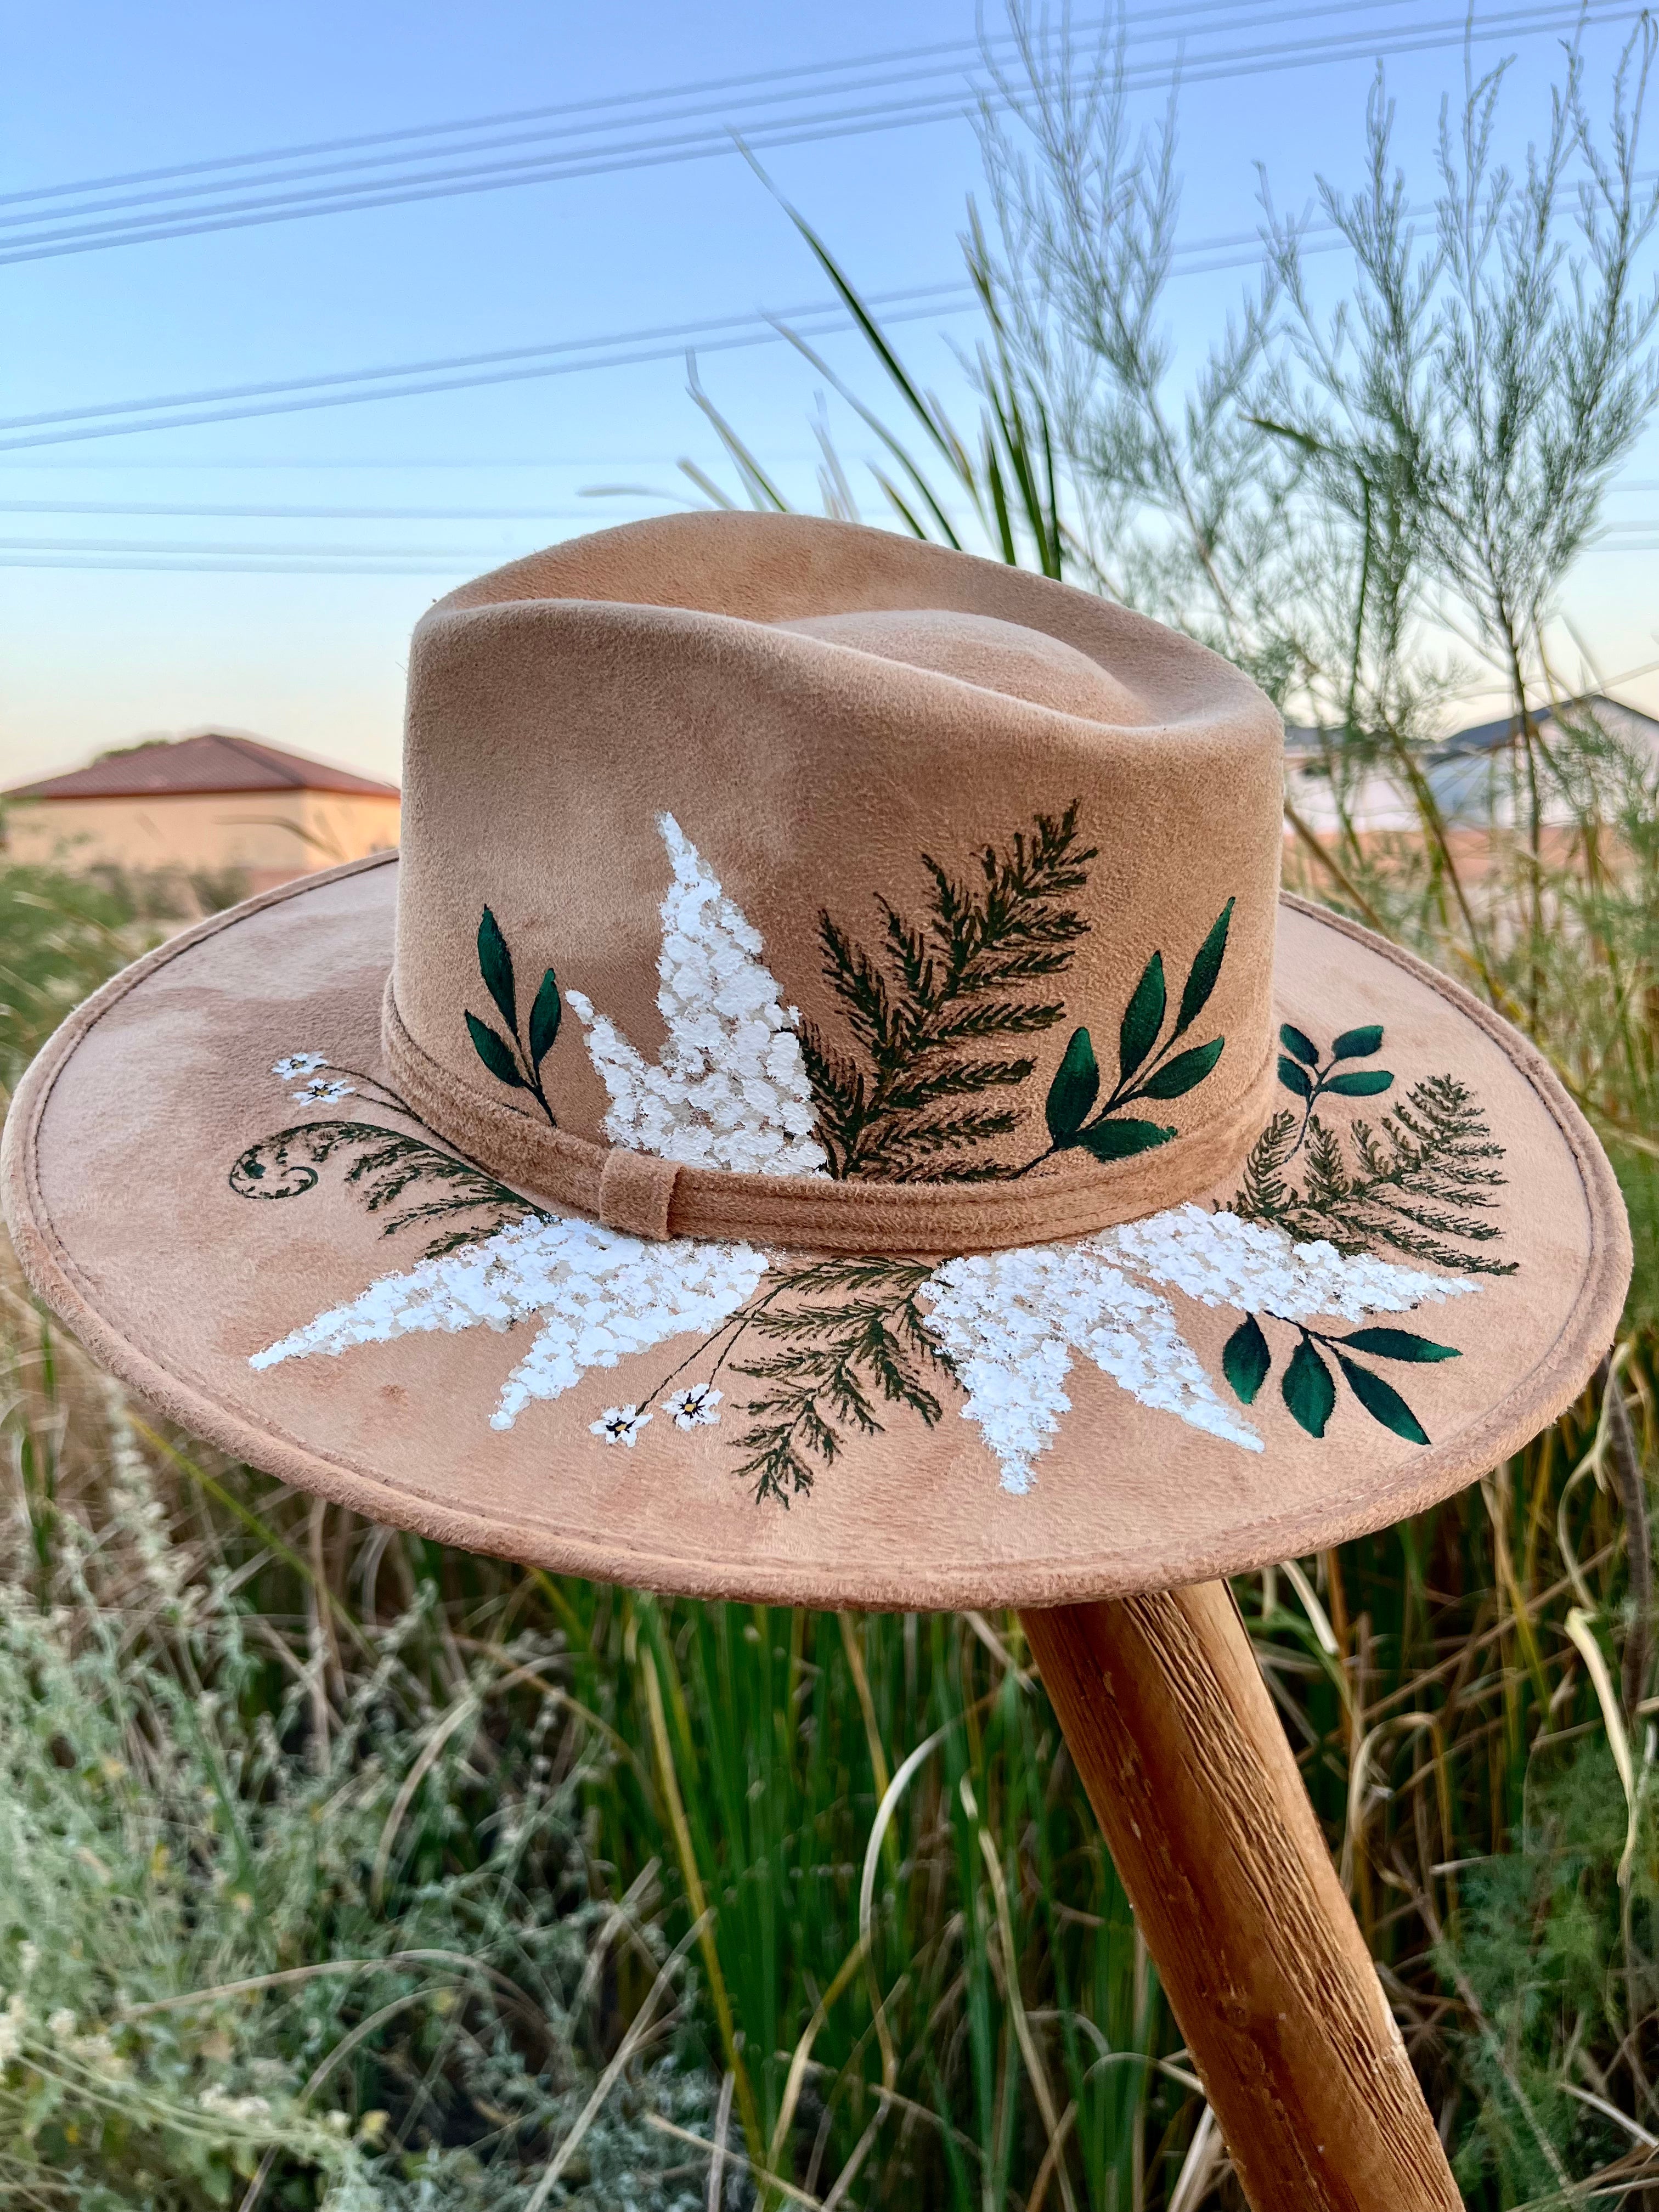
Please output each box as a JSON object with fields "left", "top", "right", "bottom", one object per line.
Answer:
{"left": 5, "top": 732, "right": 399, "bottom": 803}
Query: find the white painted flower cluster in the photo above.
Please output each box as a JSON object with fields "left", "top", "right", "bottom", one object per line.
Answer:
{"left": 922, "top": 1238, "right": 1263, "bottom": 1494}
{"left": 567, "top": 814, "right": 828, "bottom": 1178}
{"left": 271, "top": 1053, "right": 354, "bottom": 1105}
{"left": 1104, "top": 1203, "right": 1470, "bottom": 1324}
{"left": 922, "top": 1206, "right": 1477, "bottom": 1493}
{"left": 251, "top": 1214, "right": 766, "bottom": 1434}
{"left": 590, "top": 1382, "right": 724, "bottom": 1448}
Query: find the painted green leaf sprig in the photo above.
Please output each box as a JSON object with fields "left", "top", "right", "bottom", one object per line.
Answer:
{"left": 1031, "top": 898, "right": 1234, "bottom": 1169}
{"left": 1221, "top": 1313, "right": 1459, "bottom": 1444}
{"left": 466, "top": 907, "right": 562, "bottom": 1127}
{"left": 1278, "top": 1021, "right": 1392, "bottom": 1148}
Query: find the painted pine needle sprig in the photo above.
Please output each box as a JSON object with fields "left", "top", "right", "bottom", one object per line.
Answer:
{"left": 799, "top": 804, "right": 1096, "bottom": 1181}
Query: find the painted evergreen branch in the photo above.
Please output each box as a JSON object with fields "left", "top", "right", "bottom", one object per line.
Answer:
{"left": 1229, "top": 1074, "right": 1515, "bottom": 1274}
{"left": 798, "top": 804, "right": 1096, "bottom": 1181}
{"left": 230, "top": 1120, "right": 546, "bottom": 1259}
{"left": 731, "top": 1257, "right": 957, "bottom": 1502}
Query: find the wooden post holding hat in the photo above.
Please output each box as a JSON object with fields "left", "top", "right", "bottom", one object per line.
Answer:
{"left": 1024, "top": 1589, "right": 1463, "bottom": 2209}
{"left": 4, "top": 514, "right": 1627, "bottom": 2212}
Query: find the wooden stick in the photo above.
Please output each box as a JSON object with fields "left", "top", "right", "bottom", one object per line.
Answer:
{"left": 1021, "top": 1584, "right": 1460, "bottom": 2212}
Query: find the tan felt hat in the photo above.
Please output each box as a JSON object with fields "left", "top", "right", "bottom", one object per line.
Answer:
{"left": 2, "top": 514, "right": 1631, "bottom": 1609}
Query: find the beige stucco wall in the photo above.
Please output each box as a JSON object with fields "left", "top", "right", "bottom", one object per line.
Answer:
{"left": 3, "top": 789, "right": 400, "bottom": 889}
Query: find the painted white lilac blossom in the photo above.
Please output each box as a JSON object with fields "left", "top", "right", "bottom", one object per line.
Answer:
{"left": 567, "top": 813, "right": 828, "bottom": 1178}
{"left": 272, "top": 1053, "right": 327, "bottom": 1080}
{"left": 250, "top": 1213, "right": 766, "bottom": 1432}
{"left": 919, "top": 1205, "right": 1477, "bottom": 1494}
{"left": 290, "top": 1077, "right": 355, "bottom": 1105}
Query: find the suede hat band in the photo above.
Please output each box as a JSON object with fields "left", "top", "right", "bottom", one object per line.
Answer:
{"left": 382, "top": 976, "right": 1280, "bottom": 1254}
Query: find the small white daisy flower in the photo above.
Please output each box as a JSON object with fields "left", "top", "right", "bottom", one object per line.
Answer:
{"left": 290, "top": 1077, "right": 356, "bottom": 1104}
{"left": 663, "top": 1383, "right": 723, "bottom": 1430}
{"left": 272, "top": 1053, "right": 327, "bottom": 1079}
{"left": 590, "top": 1404, "right": 651, "bottom": 1446}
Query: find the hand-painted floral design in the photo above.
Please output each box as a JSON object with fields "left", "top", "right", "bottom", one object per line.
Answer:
{"left": 798, "top": 804, "right": 1096, "bottom": 1181}
{"left": 251, "top": 1209, "right": 767, "bottom": 1435}
{"left": 591, "top": 1405, "right": 651, "bottom": 1447}
{"left": 234, "top": 820, "right": 1511, "bottom": 1503}
{"left": 664, "top": 1383, "right": 723, "bottom": 1430}
{"left": 568, "top": 814, "right": 827, "bottom": 1177}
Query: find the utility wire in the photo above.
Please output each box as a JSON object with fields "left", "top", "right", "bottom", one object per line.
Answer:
{"left": 0, "top": 204, "right": 1436, "bottom": 454}
{"left": 0, "top": 499, "right": 647, "bottom": 518}
{"left": 0, "top": 0, "right": 1636, "bottom": 263}
{"left": 0, "top": 0, "right": 1440, "bottom": 216}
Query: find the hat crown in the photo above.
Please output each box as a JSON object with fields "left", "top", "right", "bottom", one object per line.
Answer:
{"left": 391, "top": 513, "right": 1285, "bottom": 1223}
{"left": 774, "top": 607, "right": 1149, "bottom": 724}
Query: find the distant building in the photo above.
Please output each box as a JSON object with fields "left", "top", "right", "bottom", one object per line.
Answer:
{"left": 1284, "top": 693, "right": 1659, "bottom": 839}
{"left": 2, "top": 731, "right": 400, "bottom": 895}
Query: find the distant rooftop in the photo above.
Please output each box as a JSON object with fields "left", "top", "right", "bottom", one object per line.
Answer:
{"left": 1285, "top": 692, "right": 1659, "bottom": 759}
{"left": 4, "top": 731, "right": 399, "bottom": 804}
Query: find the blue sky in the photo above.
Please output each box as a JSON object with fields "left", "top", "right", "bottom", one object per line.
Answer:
{"left": 5, "top": 0, "right": 1658, "bottom": 783}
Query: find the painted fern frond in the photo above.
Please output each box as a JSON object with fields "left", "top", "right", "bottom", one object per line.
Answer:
{"left": 801, "top": 803, "right": 1096, "bottom": 1179}
{"left": 733, "top": 1257, "right": 955, "bottom": 1502}
{"left": 230, "top": 1120, "right": 544, "bottom": 1260}
{"left": 1230, "top": 1075, "right": 1515, "bottom": 1274}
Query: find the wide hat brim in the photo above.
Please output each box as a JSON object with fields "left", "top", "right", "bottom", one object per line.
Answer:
{"left": 3, "top": 853, "right": 1628, "bottom": 1610}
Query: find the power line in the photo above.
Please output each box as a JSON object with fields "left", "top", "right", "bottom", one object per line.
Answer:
{"left": 0, "top": 296, "right": 978, "bottom": 453}
{"left": 0, "top": 0, "right": 1424, "bottom": 216}
{"left": 0, "top": 554, "right": 479, "bottom": 573}
{"left": 0, "top": 200, "right": 1488, "bottom": 455}
{"left": 0, "top": 286, "right": 970, "bottom": 433}
{"left": 0, "top": 0, "right": 1637, "bottom": 264}
{"left": 0, "top": 498, "right": 653, "bottom": 519}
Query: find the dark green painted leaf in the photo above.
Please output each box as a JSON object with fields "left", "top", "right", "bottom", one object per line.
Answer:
{"left": 466, "top": 1012, "right": 526, "bottom": 1090}
{"left": 1332, "top": 1023, "right": 1385, "bottom": 1061}
{"left": 1046, "top": 1026, "right": 1101, "bottom": 1143}
{"left": 1279, "top": 1022, "right": 1320, "bottom": 1066}
{"left": 1222, "top": 1313, "right": 1271, "bottom": 1404}
{"left": 1175, "top": 898, "right": 1234, "bottom": 1036}
{"left": 1076, "top": 1116, "right": 1176, "bottom": 1161}
{"left": 1282, "top": 1338, "right": 1335, "bottom": 1437}
{"left": 1277, "top": 1053, "right": 1314, "bottom": 1099}
{"left": 477, "top": 907, "right": 518, "bottom": 1037}
{"left": 1338, "top": 1327, "right": 1460, "bottom": 1363}
{"left": 528, "top": 967, "right": 562, "bottom": 1069}
{"left": 1118, "top": 951, "right": 1166, "bottom": 1084}
{"left": 1138, "top": 1036, "right": 1224, "bottom": 1100}
{"left": 1324, "top": 1069, "right": 1394, "bottom": 1097}
{"left": 1336, "top": 1354, "right": 1429, "bottom": 1443}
